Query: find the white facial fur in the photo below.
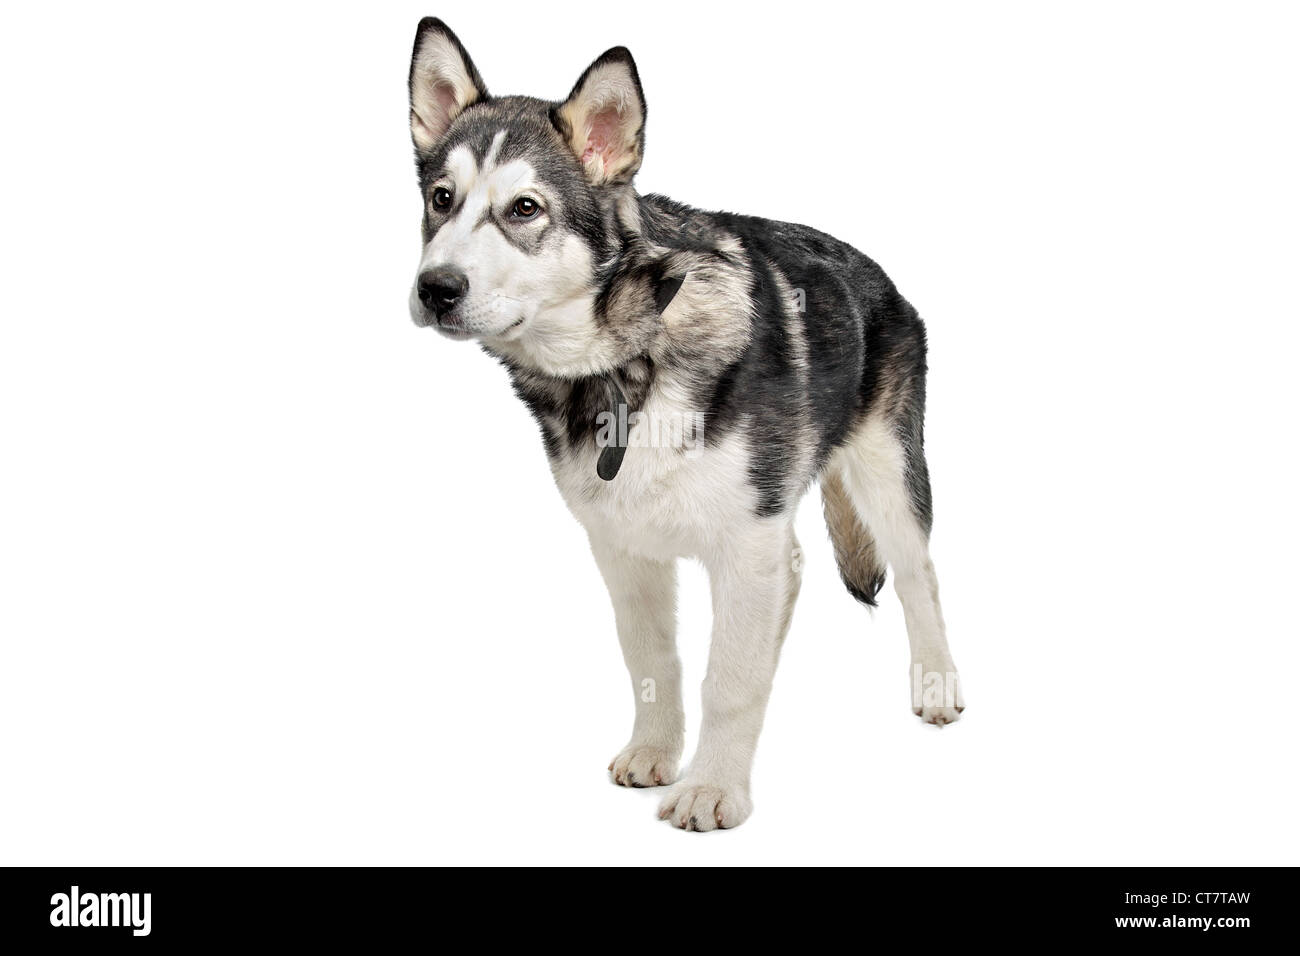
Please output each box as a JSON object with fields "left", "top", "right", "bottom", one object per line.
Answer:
{"left": 409, "top": 132, "right": 597, "bottom": 343}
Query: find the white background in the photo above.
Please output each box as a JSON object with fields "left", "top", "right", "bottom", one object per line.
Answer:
{"left": 2, "top": 1, "right": 1297, "bottom": 866}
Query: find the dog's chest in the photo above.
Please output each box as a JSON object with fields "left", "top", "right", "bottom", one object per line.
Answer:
{"left": 548, "top": 392, "right": 755, "bottom": 560}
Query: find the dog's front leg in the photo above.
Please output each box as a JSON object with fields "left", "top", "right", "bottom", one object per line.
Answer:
{"left": 659, "top": 520, "right": 796, "bottom": 831}
{"left": 590, "top": 536, "right": 684, "bottom": 788}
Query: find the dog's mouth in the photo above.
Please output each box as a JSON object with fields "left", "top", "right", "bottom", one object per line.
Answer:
{"left": 433, "top": 321, "right": 474, "bottom": 340}
{"left": 494, "top": 315, "right": 527, "bottom": 336}
{"left": 410, "top": 285, "right": 528, "bottom": 340}
{"left": 428, "top": 309, "right": 526, "bottom": 341}
{"left": 431, "top": 308, "right": 471, "bottom": 337}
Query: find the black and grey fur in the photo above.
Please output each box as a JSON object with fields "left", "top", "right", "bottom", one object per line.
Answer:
{"left": 407, "top": 18, "right": 963, "bottom": 831}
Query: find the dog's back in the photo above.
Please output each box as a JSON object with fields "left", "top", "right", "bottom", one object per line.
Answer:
{"left": 639, "top": 193, "right": 933, "bottom": 538}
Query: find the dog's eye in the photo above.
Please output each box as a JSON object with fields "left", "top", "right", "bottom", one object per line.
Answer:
{"left": 511, "top": 197, "right": 540, "bottom": 219}
{"left": 432, "top": 187, "right": 453, "bottom": 210}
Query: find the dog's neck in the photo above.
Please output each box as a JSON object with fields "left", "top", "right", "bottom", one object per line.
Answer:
{"left": 484, "top": 201, "right": 681, "bottom": 380}
{"left": 486, "top": 247, "right": 685, "bottom": 480}
{"left": 481, "top": 187, "right": 696, "bottom": 478}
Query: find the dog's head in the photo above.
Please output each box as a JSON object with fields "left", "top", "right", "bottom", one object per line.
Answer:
{"left": 407, "top": 18, "right": 653, "bottom": 366}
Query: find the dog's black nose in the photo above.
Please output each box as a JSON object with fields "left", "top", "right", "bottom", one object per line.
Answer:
{"left": 417, "top": 266, "right": 469, "bottom": 317}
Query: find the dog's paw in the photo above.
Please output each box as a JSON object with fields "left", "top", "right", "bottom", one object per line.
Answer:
{"left": 657, "top": 779, "right": 752, "bottom": 831}
{"left": 914, "top": 703, "right": 964, "bottom": 726}
{"left": 608, "top": 743, "right": 678, "bottom": 788}
{"left": 912, "top": 662, "right": 964, "bottom": 727}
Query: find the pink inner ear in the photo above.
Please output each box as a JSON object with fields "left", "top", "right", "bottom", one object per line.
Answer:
{"left": 581, "top": 107, "right": 623, "bottom": 165}
{"left": 433, "top": 81, "right": 459, "bottom": 116}
{"left": 416, "top": 82, "right": 463, "bottom": 143}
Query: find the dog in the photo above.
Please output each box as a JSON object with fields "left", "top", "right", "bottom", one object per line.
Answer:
{"left": 406, "top": 18, "right": 963, "bottom": 830}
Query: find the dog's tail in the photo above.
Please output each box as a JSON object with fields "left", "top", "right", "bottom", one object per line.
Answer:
{"left": 821, "top": 470, "right": 887, "bottom": 606}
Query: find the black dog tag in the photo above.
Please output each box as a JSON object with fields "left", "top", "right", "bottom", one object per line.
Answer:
{"left": 596, "top": 376, "right": 630, "bottom": 481}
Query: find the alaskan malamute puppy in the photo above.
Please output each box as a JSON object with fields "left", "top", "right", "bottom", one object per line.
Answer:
{"left": 407, "top": 18, "right": 963, "bottom": 830}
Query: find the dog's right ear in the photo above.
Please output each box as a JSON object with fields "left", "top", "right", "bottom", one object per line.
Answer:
{"left": 408, "top": 18, "right": 489, "bottom": 154}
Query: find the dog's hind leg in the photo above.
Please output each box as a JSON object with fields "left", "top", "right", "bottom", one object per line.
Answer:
{"left": 832, "top": 412, "right": 964, "bottom": 725}
{"left": 590, "top": 537, "right": 685, "bottom": 787}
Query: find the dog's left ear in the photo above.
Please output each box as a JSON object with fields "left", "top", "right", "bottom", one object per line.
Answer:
{"left": 553, "top": 47, "right": 646, "bottom": 186}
